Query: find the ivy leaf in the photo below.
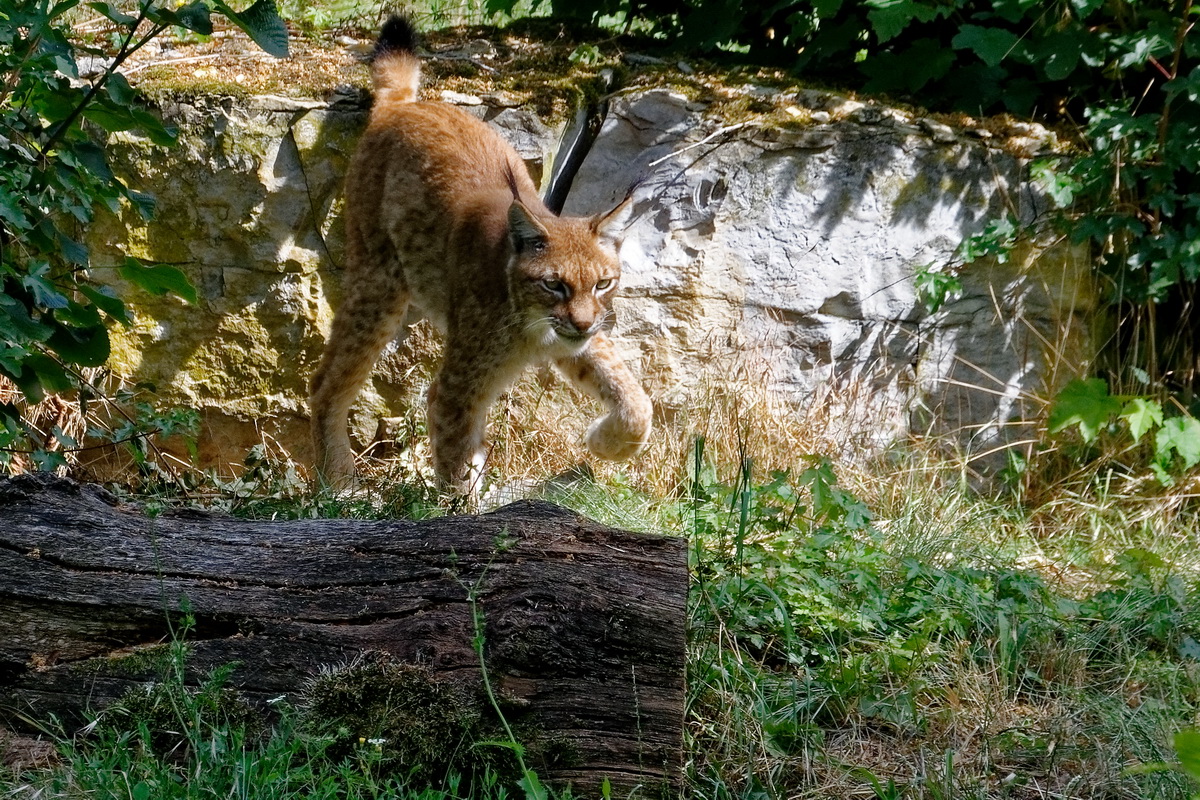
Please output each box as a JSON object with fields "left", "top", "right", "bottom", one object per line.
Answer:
{"left": 1168, "top": 65, "right": 1200, "bottom": 103}
{"left": 212, "top": 0, "right": 289, "bottom": 58}
{"left": 1121, "top": 397, "right": 1163, "bottom": 443}
{"left": 0, "top": 185, "right": 32, "bottom": 231}
{"left": 22, "top": 263, "right": 69, "bottom": 310}
{"left": 1048, "top": 378, "right": 1122, "bottom": 442}
{"left": 992, "top": 0, "right": 1040, "bottom": 22}
{"left": 952, "top": 25, "right": 1019, "bottom": 67}
{"left": 1030, "top": 159, "right": 1079, "bottom": 208}
{"left": 118, "top": 258, "right": 197, "bottom": 303}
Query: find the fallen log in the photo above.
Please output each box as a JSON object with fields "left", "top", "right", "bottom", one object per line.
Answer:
{"left": 0, "top": 473, "right": 687, "bottom": 796}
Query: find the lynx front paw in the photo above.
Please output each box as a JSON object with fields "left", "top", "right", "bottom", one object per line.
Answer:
{"left": 436, "top": 448, "right": 488, "bottom": 498}
{"left": 312, "top": 419, "right": 359, "bottom": 491}
{"left": 585, "top": 407, "right": 651, "bottom": 461}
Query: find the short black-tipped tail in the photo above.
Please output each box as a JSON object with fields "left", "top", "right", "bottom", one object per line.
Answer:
{"left": 374, "top": 14, "right": 419, "bottom": 59}
{"left": 370, "top": 14, "right": 421, "bottom": 105}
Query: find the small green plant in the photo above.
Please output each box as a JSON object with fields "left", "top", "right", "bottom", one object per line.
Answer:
{"left": 685, "top": 438, "right": 1200, "bottom": 797}
{"left": 913, "top": 266, "right": 963, "bottom": 314}
{"left": 1048, "top": 377, "right": 1200, "bottom": 483}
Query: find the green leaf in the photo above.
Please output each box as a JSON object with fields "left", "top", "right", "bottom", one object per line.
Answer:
{"left": 0, "top": 185, "right": 32, "bottom": 230}
{"left": 212, "top": 0, "right": 289, "bottom": 58}
{"left": 0, "top": 294, "right": 53, "bottom": 344}
{"left": 26, "top": 353, "right": 74, "bottom": 394}
{"left": 813, "top": 0, "right": 843, "bottom": 15}
{"left": 1155, "top": 416, "right": 1200, "bottom": 470}
{"left": 130, "top": 108, "right": 177, "bottom": 147}
{"left": 1120, "top": 397, "right": 1163, "bottom": 443}
{"left": 0, "top": 361, "right": 45, "bottom": 403}
{"left": 46, "top": 320, "right": 109, "bottom": 367}
{"left": 79, "top": 284, "right": 131, "bottom": 325}
{"left": 861, "top": 38, "right": 955, "bottom": 93}
{"left": 991, "top": 0, "right": 1040, "bottom": 23}
{"left": 1048, "top": 378, "right": 1122, "bottom": 442}
{"left": 129, "top": 190, "right": 156, "bottom": 219}
{"left": 0, "top": 343, "right": 29, "bottom": 376}
{"left": 519, "top": 770, "right": 548, "bottom": 800}
{"left": 81, "top": 104, "right": 135, "bottom": 134}
{"left": 952, "top": 25, "right": 1019, "bottom": 68}
{"left": 1030, "top": 159, "right": 1078, "bottom": 208}
{"left": 73, "top": 141, "right": 115, "bottom": 184}
{"left": 57, "top": 232, "right": 89, "bottom": 266}
{"left": 914, "top": 268, "right": 963, "bottom": 313}
{"left": 1068, "top": 0, "right": 1104, "bottom": 15}
{"left": 118, "top": 258, "right": 197, "bottom": 303}
{"left": 1035, "top": 28, "right": 1087, "bottom": 81}
{"left": 105, "top": 71, "right": 136, "bottom": 105}
{"left": 866, "top": 0, "right": 942, "bottom": 43}
{"left": 87, "top": 0, "right": 137, "bottom": 26}
{"left": 22, "top": 264, "right": 69, "bottom": 310}
{"left": 1174, "top": 729, "right": 1200, "bottom": 782}
{"left": 176, "top": 0, "right": 214, "bottom": 34}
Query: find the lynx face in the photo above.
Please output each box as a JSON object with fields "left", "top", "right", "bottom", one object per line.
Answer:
{"left": 507, "top": 201, "right": 623, "bottom": 352}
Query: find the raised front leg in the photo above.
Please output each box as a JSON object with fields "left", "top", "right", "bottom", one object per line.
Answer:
{"left": 555, "top": 332, "right": 652, "bottom": 461}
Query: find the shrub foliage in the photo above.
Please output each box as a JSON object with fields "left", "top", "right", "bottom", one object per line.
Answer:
{"left": 493, "top": 0, "right": 1199, "bottom": 397}
{"left": 0, "top": 0, "right": 286, "bottom": 468}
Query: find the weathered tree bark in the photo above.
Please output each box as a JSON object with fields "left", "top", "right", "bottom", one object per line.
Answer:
{"left": 0, "top": 473, "right": 686, "bottom": 796}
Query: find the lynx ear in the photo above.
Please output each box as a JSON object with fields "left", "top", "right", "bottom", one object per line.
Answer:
{"left": 508, "top": 200, "right": 549, "bottom": 254}
{"left": 590, "top": 178, "right": 642, "bottom": 246}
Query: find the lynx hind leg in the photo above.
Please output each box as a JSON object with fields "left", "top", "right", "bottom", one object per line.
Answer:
{"left": 310, "top": 282, "right": 411, "bottom": 488}
{"left": 555, "top": 333, "right": 652, "bottom": 461}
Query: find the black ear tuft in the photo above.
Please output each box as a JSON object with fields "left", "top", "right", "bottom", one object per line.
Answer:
{"left": 508, "top": 201, "right": 549, "bottom": 254}
{"left": 375, "top": 15, "right": 419, "bottom": 60}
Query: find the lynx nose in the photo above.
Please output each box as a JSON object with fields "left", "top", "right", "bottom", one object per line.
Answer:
{"left": 556, "top": 318, "right": 589, "bottom": 340}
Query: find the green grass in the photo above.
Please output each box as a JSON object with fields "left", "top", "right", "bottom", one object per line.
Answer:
{"left": 4, "top": 441, "right": 1200, "bottom": 799}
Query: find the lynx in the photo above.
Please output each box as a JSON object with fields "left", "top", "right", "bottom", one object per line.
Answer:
{"left": 309, "top": 16, "right": 653, "bottom": 492}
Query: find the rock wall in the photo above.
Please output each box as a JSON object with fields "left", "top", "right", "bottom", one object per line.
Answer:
{"left": 90, "top": 86, "right": 1093, "bottom": 472}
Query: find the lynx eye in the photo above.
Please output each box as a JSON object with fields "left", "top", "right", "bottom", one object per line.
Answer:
{"left": 594, "top": 278, "right": 614, "bottom": 292}
{"left": 540, "top": 279, "right": 567, "bottom": 297}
